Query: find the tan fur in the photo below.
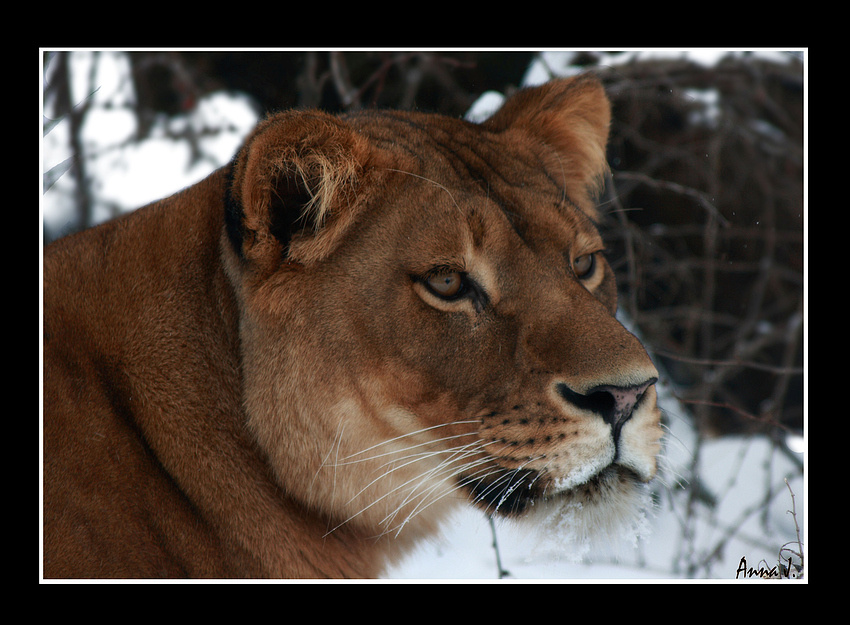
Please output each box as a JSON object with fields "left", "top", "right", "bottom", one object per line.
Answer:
{"left": 42, "top": 75, "right": 663, "bottom": 579}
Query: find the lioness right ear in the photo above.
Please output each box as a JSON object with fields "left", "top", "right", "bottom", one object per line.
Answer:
{"left": 225, "top": 110, "right": 372, "bottom": 275}
{"left": 483, "top": 75, "right": 612, "bottom": 218}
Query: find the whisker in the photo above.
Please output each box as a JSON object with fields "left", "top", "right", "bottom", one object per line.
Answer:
{"left": 380, "top": 440, "right": 504, "bottom": 530}
{"left": 339, "top": 420, "right": 481, "bottom": 462}
{"left": 381, "top": 441, "right": 542, "bottom": 534}
{"left": 332, "top": 430, "right": 480, "bottom": 467}
{"left": 383, "top": 168, "right": 462, "bottom": 213}
{"left": 377, "top": 439, "right": 493, "bottom": 508}
{"left": 311, "top": 422, "right": 345, "bottom": 493}
{"left": 322, "top": 439, "right": 494, "bottom": 538}
{"left": 659, "top": 421, "right": 692, "bottom": 455}
{"left": 379, "top": 439, "right": 548, "bottom": 538}
{"left": 368, "top": 435, "right": 490, "bottom": 491}
{"left": 340, "top": 434, "right": 488, "bottom": 501}
{"left": 460, "top": 454, "right": 545, "bottom": 516}
{"left": 385, "top": 462, "right": 509, "bottom": 537}
{"left": 323, "top": 418, "right": 559, "bottom": 539}
{"left": 388, "top": 477, "right": 478, "bottom": 537}
{"left": 381, "top": 442, "right": 497, "bottom": 532}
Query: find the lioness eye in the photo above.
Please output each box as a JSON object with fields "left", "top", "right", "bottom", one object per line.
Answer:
{"left": 426, "top": 271, "right": 464, "bottom": 299}
{"left": 573, "top": 253, "right": 595, "bottom": 279}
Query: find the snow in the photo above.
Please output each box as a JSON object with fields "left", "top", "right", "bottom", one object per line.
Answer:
{"left": 464, "top": 91, "right": 506, "bottom": 123}
{"left": 42, "top": 51, "right": 258, "bottom": 235}
{"left": 41, "top": 50, "right": 806, "bottom": 581}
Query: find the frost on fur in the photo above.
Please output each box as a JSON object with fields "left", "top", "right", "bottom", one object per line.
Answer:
{"left": 524, "top": 471, "right": 655, "bottom": 562}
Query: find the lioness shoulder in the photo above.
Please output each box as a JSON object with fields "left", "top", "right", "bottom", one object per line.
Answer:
{"left": 42, "top": 74, "right": 662, "bottom": 578}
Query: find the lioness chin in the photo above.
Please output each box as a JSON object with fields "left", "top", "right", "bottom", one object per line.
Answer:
{"left": 43, "top": 73, "right": 662, "bottom": 579}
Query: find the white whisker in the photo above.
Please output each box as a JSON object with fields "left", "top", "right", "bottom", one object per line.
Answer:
{"left": 381, "top": 440, "right": 541, "bottom": 536}
{"left": 322, "top": 438, "right": 493, "bottom": 538}
{"left": 339, "top": 420, "right": 480, "bottom": 461}
{"left": 311, "top": 422, "right": 345, "bottom": 493}
{"left": 333, "top": 430, "right": 480, "bottom": 467}
{"left": 381, "top": 442, "right": 497, "bottom": 533}
{"left": 462, "top": 453, "right": 545, "bottom": 516}
{"left": 383, "top": 168, "right": 462, "bottom": 213}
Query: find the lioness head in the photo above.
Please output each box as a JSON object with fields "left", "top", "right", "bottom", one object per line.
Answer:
{"left": 224, "top": 75, "right": 662, "bottom": 555}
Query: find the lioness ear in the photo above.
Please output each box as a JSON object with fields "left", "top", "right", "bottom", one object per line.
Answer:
{"left": 226, "top": 110, "right": 371, "bottom": 273}
{"left": 483, "top": 75, "right": 611, "bottom": 217}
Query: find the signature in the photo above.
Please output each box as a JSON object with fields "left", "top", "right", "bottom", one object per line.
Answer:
{"left": 735, "top": 556, "right": 802, "bottom": 579}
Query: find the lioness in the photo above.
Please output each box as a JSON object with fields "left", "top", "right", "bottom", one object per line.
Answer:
{"left": 42, "top": 74, "right": 662, "bottom": 578}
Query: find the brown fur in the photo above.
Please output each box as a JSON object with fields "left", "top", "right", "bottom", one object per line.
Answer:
{"left": 42, "top": 75, "right": 663, "bottom": 578}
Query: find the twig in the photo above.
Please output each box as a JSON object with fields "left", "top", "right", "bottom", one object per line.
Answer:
{"left": 612, "top": 171, "right": 730, "bottom": 227}
{"left": 488, "top": 516, "right": 510, "bottom": 579}
{"left": 779, "top": 478, "right": 804, "bottom": 578}
{"left": 650, "top": 347, "right": 803, "bottom": 375}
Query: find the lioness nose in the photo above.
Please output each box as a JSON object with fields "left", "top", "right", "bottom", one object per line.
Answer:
{"left": 556, "top": 378, "right": 656, "bottom": 432}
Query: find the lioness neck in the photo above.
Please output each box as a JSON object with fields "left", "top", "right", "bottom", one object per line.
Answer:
{"left": 43, "top": 169, "right": 396, "bottom": 578}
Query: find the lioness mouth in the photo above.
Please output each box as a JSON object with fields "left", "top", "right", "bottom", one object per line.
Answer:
{"left": 458, "top": 468, "right": 539, "bottom": 516}
{"left": 459, "top": 463, "right": 642, "bottom": 518}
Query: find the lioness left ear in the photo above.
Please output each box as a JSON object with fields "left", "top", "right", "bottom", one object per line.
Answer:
{"left": 226, "top": 110, "right": 373, "bottom": 274}
{"left": 483, "top": 75, "right": 611, "bottom": 218}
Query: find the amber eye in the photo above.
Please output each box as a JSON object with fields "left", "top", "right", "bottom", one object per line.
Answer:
{"left": 573, "top": 253, "right": 596, "bottom": 279}
{"left": 426, "top": 271, "right": 465, "bottom": 299}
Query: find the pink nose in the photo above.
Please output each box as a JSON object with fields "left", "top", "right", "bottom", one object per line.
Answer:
{"left": 556, "top": 378, "right": 656, "bottom": 430}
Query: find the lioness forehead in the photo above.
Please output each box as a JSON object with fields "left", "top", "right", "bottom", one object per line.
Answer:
{"left": 345, "top": 109, "right": 604, "bottom": 254}
{"left": 346, "top": 109, "right": 569, "bottom": 193}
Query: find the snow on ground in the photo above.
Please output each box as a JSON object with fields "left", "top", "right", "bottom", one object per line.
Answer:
{"left": 41, "top": 50, "right": 806, "bottom": 580}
